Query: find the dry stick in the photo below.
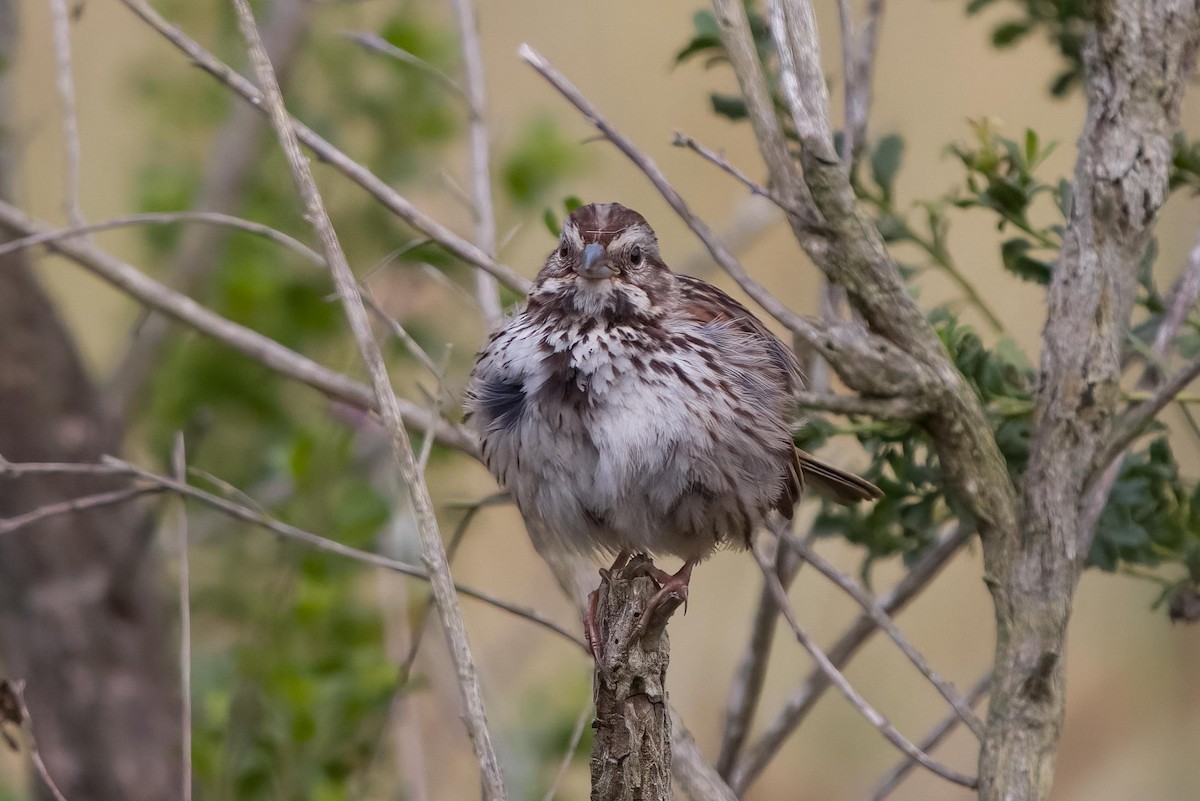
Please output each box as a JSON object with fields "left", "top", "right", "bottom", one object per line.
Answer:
{"left": 732, "top": 524, "right": 973, "bottom": 793}
{"left": 519, "top": 44, "right": 821, "bottom": 343}
{"left": 0, "top": 455, "right": 583, "bottom": 648}
{"left": 117, "top": 0, "right": 529, "bottom": 296}
{"left": 450, "top": 0, "right": 503, "bottom": 327}
{"left": 1097, "top": 351, "right": 1200, "bottom": 479}
{"left": 47, "top": 0, "right": 84, "bottom": 227}
{"left": 228, "top": 4, "right": 506, "bottom": 795}
{"left": 343, "top": 31, "right": 464, "bottom": 97}
{"left": 540, "top": 696, "right": 591, "bottom": 801}
{"left": 108, "top": 0, "right": 312, "bottom": 421}
{"left": 835, "top": 0, "right": 886, "bottom": 169}
{"left": 172, "top": 435, "right": 193, "bottom": 801}
{"left": 795, "top": 390, "right": 922, "bottom": 420}
{"left": 0, "top": 680, "right": 70, "bottom": 801}
{"left": 0, "top": 211, "right": 323, "bottom": 263}
{"left": 784, "top": 534, "right": 985, "bottom": 738}
{"left": 0, "top": 485, "right": 161, "bottom": 536}
{"left": 867, "top": 670, "right": 992, "bottom": 801}
{"left": 671, "top": 131, "right": 808, "bottom": 219}
{"left": 715, "top": 528, "right": 804, "bottom": 777}
{"left": 0, "top": 201, "right": 478, "bottom": 456}
{"left": 750, "top": 546, "right": 977, "bottom": 789}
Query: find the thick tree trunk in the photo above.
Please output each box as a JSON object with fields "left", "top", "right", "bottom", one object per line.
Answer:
{"left": 0, "top": 5, "right": 181, "bottom": 798}
{"left": 979, "top": 3, "right": 1200, "bottom": 799}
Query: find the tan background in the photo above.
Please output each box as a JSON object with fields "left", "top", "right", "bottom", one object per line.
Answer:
{"left": 7, "top": 0, "right": 1200, "bottom": 799}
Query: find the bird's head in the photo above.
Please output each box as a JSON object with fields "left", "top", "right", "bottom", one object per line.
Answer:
{"left": 530, "top": 202, "right": 675, "bottom": 323}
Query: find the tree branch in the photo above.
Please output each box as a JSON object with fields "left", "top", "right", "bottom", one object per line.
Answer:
{"left": 117, "top": 0, "right": 530, "bottom": 296}
{"left": 867, "top": 670, "right": 991, "bottom": 801}
{"left": 450, "top": 0, "right": 503, "bottom": 326}
{"left": 107, "top": 0, "right": 313, "bottom": 422}
{"left": 0, "top": 456, "right": 583, "bottom": 649}
{"left": 731, "top": 524, "right": 974, "bottom": 793}
{"left": 0, "top": 200, "right": 478, "bottom": 456}
{"left": 47, "top": 0, "right": 84, "bottom": 227}
{"left": 229, "top": 1, "right": 506, "bottom": 794}
{"left": 784, "top": 534, "right": 984, "bottom": 738}
{"left": 751, "top": 545, "right": 977, "bottom": 790}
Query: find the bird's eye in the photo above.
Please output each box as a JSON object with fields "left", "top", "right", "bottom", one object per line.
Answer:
{"left": 630, "top": 245, "right": 643, "bottom": 266}
{"left": 558, "top": 243, "right": 569, "bottom": 259}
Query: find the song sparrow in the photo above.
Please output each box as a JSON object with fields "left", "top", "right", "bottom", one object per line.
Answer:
{"left": 465, "top": 202, "right": 879, "bottom": 650}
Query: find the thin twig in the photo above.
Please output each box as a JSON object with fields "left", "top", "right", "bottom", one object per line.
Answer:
{"left": 671, "top": 131, "right": 808, "bottom": 220}
{"left": 0, "top": 455, "right": 583, "bottom": 648}
{"left": 795, "top": 391, "right": 923, "bottom": 420}
{"left": 228, "top": 2, "right": 506, "bottom": 793}
{"left": 172, "top": 434, "right": 193, "bottom": 801}
{"left": 450, "top": 0, "right": 503, "bottom": 326}
{"left": 0, "top": 680, "right": 70, "bottom": 801}
{"left": 836, "top": 0, "right": 887, "bottom": 169}
{"left": 0, "top": 211, "right": 323, "bottom": 263}
{"left": 342, "top": 31, "right": 464, "bottom": 96}
{"left": 0, "top": 485, "right": 160, "bottom": 536}
{"left": 750, "top": 546, "right": 977, "bottom": 789}
{"left": 1098, "top": 352, "right": 1200, "bottom": 478}
{"left": 117, "top": 0, "right": 529, "bottom": 296}
{"left": 716, "top": 525, "right": 804, "bottom": 777}
{"left": 540, "top": 695, "right": 591, "bottom": 801}
{"left": 107, "top": 0, "right": 313, "bottom": 422}
{"left": 0, "top": 200, "right": 478, "bottom": 455}
{"left": 731, "top": 524, "right": 974, "bottom": 793}
{"left": 867, "top": 670, "right": 992, "bottom": 801}
{"left": 48, "top": 0, "right": 84, "bottom": 227}
{"left": 784, "top": 534, "right": 985, "bottom": 738}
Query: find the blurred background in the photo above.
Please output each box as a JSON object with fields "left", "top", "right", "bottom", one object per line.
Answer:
{"left": 3, "top": 0, "right": 1199, "bottom": 799}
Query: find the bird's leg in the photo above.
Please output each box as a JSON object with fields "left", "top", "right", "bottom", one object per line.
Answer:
{"left": 585, "top": 549, "right": 632, "bottom": 658}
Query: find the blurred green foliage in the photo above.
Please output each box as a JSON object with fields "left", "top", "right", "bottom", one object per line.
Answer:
{"left": 681, "top": 2, "right": 1200, "bottom": 606}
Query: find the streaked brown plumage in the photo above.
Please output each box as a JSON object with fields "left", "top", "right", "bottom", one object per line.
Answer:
{"left": 465, "top": 202, "right": 879, "bottom": 650}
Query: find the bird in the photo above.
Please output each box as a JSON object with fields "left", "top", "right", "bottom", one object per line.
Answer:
{"left": 464, "top": 202, "right": 880, "bottom": 653}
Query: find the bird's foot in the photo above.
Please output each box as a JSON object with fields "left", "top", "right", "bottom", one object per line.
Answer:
{"left": 632, "top": 559, "right": 695, "bottom": 641}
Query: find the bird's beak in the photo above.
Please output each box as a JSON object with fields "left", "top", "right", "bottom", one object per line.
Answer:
{"left": 576, "top": 242, "right": 614, "bottom": 280}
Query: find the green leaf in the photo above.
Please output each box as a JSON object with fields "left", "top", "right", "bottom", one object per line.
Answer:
{"left": 991, "top": 21, "right": 1032, "bottom": 47}
{"left": 709, "top": 93, "right": 748, "bottom": 121}
{"left": 870, "top": 134, "right": 905, "bottom": 200}
{"left": 543, "top": 208, "right": 560, "bottom": 236}
{"left": 1000, "top": 238, "right": 1052, "bottom": 284}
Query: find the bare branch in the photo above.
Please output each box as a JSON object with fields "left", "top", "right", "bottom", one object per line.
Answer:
{"left": 867, "top": 671, "right": 992, "bottom": 801}
{"left": 107, "top": 0, "right": 313, "bottom": 421}
{"left": 732, "top": 524, "right": 974, "bottom": 793}
{"left": 795, "top": 390, "right": 923, "bottom": 419}
{"left": 750, "top": 545, "right": 977, "bottom": 789}
{"left": 0, "top": 456, "right": 583, "bottom": 649}
{"left": 117, "top": 0, "right": 530, "bottom": 296}
{"left": 0, "top": 211, "right": 323, "bottom": 264}
{"left": 343, "top": 31, "right": 464, "bottom": 97}
{"left": 672, "top": 715, "right": 740, "bottom": 801}
{"left": 540, "top": 696, "right": 591, "bottom": 801}
{"left": 450, "top": 0, "right": 503, "bottom": 326}
{"left": 836, "top": 0, "right": 887, "bottom": 168}
{"left": 0, "top": 200, "right": 478, "bottom": 456}
{"left": 1097, "top": 351, "right": 1200, "bottom": 476}
{"left": 229, "top": 1, "right": 505, "bottom": 793}
{"left": 716, "top": 528, "right": 803, "bottom": 777}
{"left": 0, "top": 679, "right": 70, "bottom": 801}
{"left": 784, "top": 534, "right": 985, "bottom": 738}
{"left": 0, "top": 485, "right": 160, "bottom": 536}
{"left": 48, "top": 0, "right": 84, "bottom": 227}
{"left": 1150, "top": 230, "right": 1200, "bottom": 369}
{"left": 171, "top": 435, "right": 192, "bottom": 801}
{"left": 671, "top": 131, "right": 810, "bottom": 221}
